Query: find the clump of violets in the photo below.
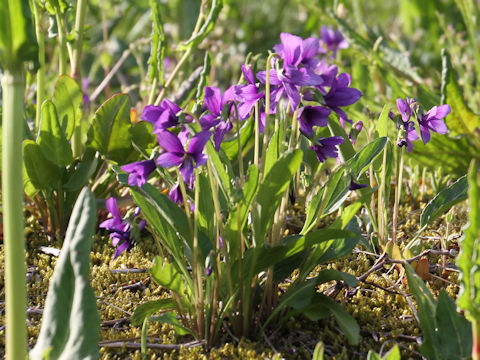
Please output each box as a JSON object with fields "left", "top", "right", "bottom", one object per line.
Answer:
{"left": 390, "top": 97, "right": 451, "bottom": 151}
{"left": 100, "top": 198, "right": 145, "bottom": 258}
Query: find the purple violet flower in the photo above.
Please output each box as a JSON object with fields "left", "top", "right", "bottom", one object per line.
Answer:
{"left": 320, "top": 26, "right": 349, "bottom": 57}
{"left": 121, "top": 159, "right": 156, "bottom": 187}
{"left": 155, "top": 130, "right": 211, "bottom": 187}
{"left": 310, "top": 136, "right": 344, "bottom": 163}
{"left": 142, "top": 98, "right": 191, "bottom": 132}
{"left": 99, "top": 197, "right": 134, "bottom": 259}
{"left": 297, "top": 105, "right": 330, "bottom": 138}
{"left": 199, "top": 86, "right": 236, "bottom": 150}
{"left": 392, "top": 98, "right": 419, "bottom": 152}
{"left": 323, "top": 72, "right": 362, "bottom": 127}
{"left": 417, "top": 104, "right": 450, "bottom": 144}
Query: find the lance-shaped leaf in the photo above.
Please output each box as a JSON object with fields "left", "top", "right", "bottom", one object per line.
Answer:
{"left": 30, "top": 188, "right": 100, "bottom": 360}
{"left": 38, "top": 100, "right": 72, "bottom": 167}
{"left": 86, "top": 94, "right": 133, "bottom": 163}
{"left": 148, "top": 0, "right": 166, "bottom": 83}
{"left": 458, "top": 161, "right": 480, "bottom": 320}
{"left": 441, "top": 49, "right": 480, "bottom": 136}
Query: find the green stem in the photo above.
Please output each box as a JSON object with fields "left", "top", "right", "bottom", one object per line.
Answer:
{"left": 71, "top": 0, "right": 87, "bottom": 79}
{"left": 254, "top": 102, "right": 260, "bottom": 167}
{"left": 2, "top": 68, "right": 27, "bottom": 360}
{"left": 473, "top": 319, "right": 480, "bottom": 360}
{"left": 193, "top": 169, "right": 205, "bottom": 339}
{"left": 378, "top": 144, "right": 388, "bottom": 246}
{"left": 392, "top": 146, "right": 405, "bottom": 244}
{"left": 55, "top": 9, "right": 68, "bottom": 75}
{"left": 175, "top": 168, "right": 193, "bottom": 235}
{"left": 260, "top": 53, "right": 280, "bottom": 180}
{"left": 154, "top": 47, "right": 193, "bottom": 105}
{"left": 32, "top": 1, "right": 45, "bottom": 130}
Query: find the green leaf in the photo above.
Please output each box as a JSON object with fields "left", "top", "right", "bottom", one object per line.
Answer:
{"left": 458, "top": 161, "right": 480, "bottom": 319}
{"left": 263, "top": 125, "right": 284, "bottom": 178}
{"left": 38, "top": 100, "right": 72, "bottom": 167}
{"left": 197, "top": 171, "right": 215, "bottom": 240}
{"left": 150, "top": 257, "right": 190, "bottom": 299}
{"left": 221, "top": 116, "right": 254, "bottom": 161}
{"left": 253, "top": 149, "right": 302, "bottom": 245}
{"left": 150, "top": 312, "right": 193, "bottom": 336}
{"left": 377, "top": 105, "right": 390, "bottom": 138}
{"left": 63, "top": 156, "right": 98, "bottom": 192}
{"left": 312, "top": 294, "right": 360, "bottom": 345}
{"left": 328, "top": 119, "right": 355, "bottom": 162}
{"left": 0, "top": 0, "right": 38, "bottom": 68}
{"left": 131, "top": 299, "right": 177, "bottom": 326}
{"left": 405, "top": 263, "right": 441, "bottom": 359}
{"left": 30, "top": 188, "right": 99, "bottom": 360}
{"left": 301, "top": 165, "right": 351, "bottom": 235}
{"left": 347, "top": 137, "right": 388, "bottom": 179}
{"left": 410, "top": 133, "right": 478, "bottom": 177}
{"left": 23, "top": 140, "right": 61, "bottom": 191}
{"left": 367, "top": 346, "right": 401, "bottom": 360}
{"left": 206, "top": 142, "right": 234, "bottom": 200}
{"left": 312, "top": 342, "right": 324, "bottom": 360}
{"left": 131, "top": 119, "right": 157, "bottom": 156}
{"left": 86, "top": 94, "right": 133, "bottom": 163}
{"left": 435, "top": 291, "right": 472, "bottom": 359}
{"left": 441, "top": 50, "right": 480, "bottom": 136}
{"left": 316, "top": 269, "right": 358, "bottom": 287}
{"left": 224, "top": 164, "right": 259, "bottom": 261}
{"left": 419, "top": 175, "right": 468, "bottom": 231}
{"left": 148, "top": 0, "right": 165, "bottom": 83}
{"left": 53, "top": 75, "right": 83, "bottom": 140}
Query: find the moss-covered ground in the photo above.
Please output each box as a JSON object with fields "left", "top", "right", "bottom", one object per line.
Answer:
{"left": 0, "top": 201, "right": 467, "bottom": 359}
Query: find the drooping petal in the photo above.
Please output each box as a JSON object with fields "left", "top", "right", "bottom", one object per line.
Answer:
{"left": 204, "top": 86, "right": 223, "bottom": 116}
{"left": 428, "top": 119, "right": 448, "bottom": 134}
{"left": 121, "top": 160, "right": 156, "bottom": 187}
{"left": 419, "top": 124, "right": 431, "bottom": 144}
{"left": 105, "top": 197, "right": 121, "bottom": 221}
{"left": 242, "top": 64, "right": 256, "bottom": 85}
{"left": 179, "top": 158, "right": 195, "bottom": 188}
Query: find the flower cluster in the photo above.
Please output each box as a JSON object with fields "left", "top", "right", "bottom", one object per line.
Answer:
{"left": 390, "top": 97, "right": 450, "bottom": 152}
{"left": 119, "top": 29, "right": 359, "bottom": 203}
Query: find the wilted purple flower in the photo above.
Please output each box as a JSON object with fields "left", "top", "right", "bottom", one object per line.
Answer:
{"left": 391, "top": 98, "right": 419, "bottom": 152}
{"left": 349, "top": 121, "right": 363, "bottom": 144}
{"left": 231, "top": 64, "right": 265, "bottom": 120}
{"left": 169, "top": 183, "right": 183, "bottom": 205}
{"left": 121, "top": 159, "right": 156, "bottom": 187}
{"left": 323, "top": 72, "right": 362, "bottom": 127}
{"left": 320, "top": 26, "right": 348, "bottom": 57}
{"left": 396, "top": 97, "right": 416, "bottom": 123}
{"left": 142, "top": 98, "right": 191, "bottom": 132}
{"left": 349, "top": 178, "right": 368, "bottom": 190}
{"left": 297, "top": 105, "right": 330, "bottom": 137}
{"left": 100, "top": 197, "right": 134, "bottom": 259}
{"left": 417, "top": 105, "right": 450, "bottom": 144}
{"left": 156, "top": 130, "right": 211, "bottom": 187}
{"left": 310, "top": 136, "right": 344, "bottom": 162}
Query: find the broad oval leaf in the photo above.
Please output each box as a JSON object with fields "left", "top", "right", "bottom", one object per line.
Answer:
{"left": 53, "top": 75, "right": 83, "bottom": 140}
{"left": 132, "top": 299, "right": 177, "bottom": 326}
{"left": 86, "top": 94, "right": 133, "bottom": 163}
{"left": 23, "top": 140, "right": 61, "bottom": 191}
{"left": 38, "top": 100, "right": 72, "bottom": 167}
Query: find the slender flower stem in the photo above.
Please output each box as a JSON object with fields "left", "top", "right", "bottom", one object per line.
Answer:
{"left": 175, "top": 168, "right": 193, "bottom": 235}
{"left": 378, "top": 145, "right": 388, "bottom": 246}
{"left": 193, "top": 169, "right": 205, "bottom": 339}
{"left": 32, "top": 1, "right": 46, "bottom": 130}
{"left": 260, "top": 53, "right": 280, "bottom": 180}
{"left": 254, "top": 102, "right": 260, "bottom": 167}
{"left": 71, "top": 0, "right": 87, "bottom": 79}
{"left": 154, "top": 47, "right": 193, "bottom": 105}
{"left": 2, "top": 68, "right": 27, "bottom": 360}
{"left": 473, "top": 319, "right": 480, "bottom": 360}
{"left": 392, "top": 146, "right": 405, "bottom": 244}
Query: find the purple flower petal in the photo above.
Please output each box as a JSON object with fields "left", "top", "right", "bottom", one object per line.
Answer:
{"left": 121, "top": 160, "right": 156, "bottom": 187}
{"left": 156, "top": 130, "right": 185, "bottom": 154}
{"left": 188, "top": 131, "right": 211, "bottom": 163}
{"left": 280, "top": 32, "right": 304, "bottom": 66}
{"left": 156, "top": 152, "right": 184, "bottom": 168}
{"left": 204, "top": 87, "right": 222, "bottom": 116}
